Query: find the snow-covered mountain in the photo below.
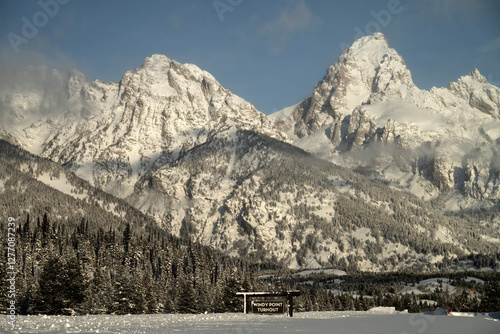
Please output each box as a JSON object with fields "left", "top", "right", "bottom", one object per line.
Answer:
{"left": 1, "top": 55, "right": 287, "bottom": 198}
{"left": 1, "top": 40, "right": 500, "bottom": 269}
{"left": 270, "top": 32, "right": 500, "bottom": 211}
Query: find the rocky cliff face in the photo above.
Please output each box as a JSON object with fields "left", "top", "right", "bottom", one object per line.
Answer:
{"left": 270, "top": 33, "right": 500, "bottom": 210}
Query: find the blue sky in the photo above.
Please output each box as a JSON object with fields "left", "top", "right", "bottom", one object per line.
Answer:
{"left": 1, "top": 0, "right": 499, "bottom": 114}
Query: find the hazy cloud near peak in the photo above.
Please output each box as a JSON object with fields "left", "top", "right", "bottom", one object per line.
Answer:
{"left": 260, "top": 0, "right": 322, "bottom": 54}
{"left": 0, "top": 40, "right": 79, "bottom": 76}
{"left": 0, "top": 44, "right": 85, "bottom": 127}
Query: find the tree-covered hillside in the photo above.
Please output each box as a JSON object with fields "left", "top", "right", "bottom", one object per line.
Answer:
{"left": 0, "top": 140, "right": 270, "bottom": 315}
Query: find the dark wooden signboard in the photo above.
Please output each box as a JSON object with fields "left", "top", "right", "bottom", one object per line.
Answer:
{"left": 252, "top": 300, "right": 284, "bottom": 314}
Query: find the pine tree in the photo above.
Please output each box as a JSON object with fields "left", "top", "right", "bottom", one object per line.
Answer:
{"left": 18, "top": 282, "right": 36, "bottom": 315}
{"left": 41, "top": 213, "right": 50, "bottom": 248}
{"left": 222, "top": 270, "right": 243, "bottom": 312}
{"left": 164, "top": 286, "right": 178, "bottom": 313}
{"left": 196, "top": 290, "right": 210, "bottom": 313}
{"left": 84, "top": 267, "right": 113, "bottom": 314}
{"left": 34, "top": 257, "right": 87, "bottom": 315}
{"left": 33, "top": 257, "right": 64, "bottom": 314}
{"left": 22, "top": 214, "right": 31, "bottom": 244}
{"left": 177, "top": 281, "right": 197, "bottom": 313}
{"left": 453, "top": 290, "right": 470, "bottom": 312}
{"left": 480, "top": 281, "right": 500, "bottom": 312}
{"left": 111, "top": 268, "right": 146, "bottom": 314}
{"left": 123, "top": 223, "right": 131, "bottom": 254}
{"left": 143, "top": 272, "right": 161, "bottom": 313}
{"left": 64, "top": 257, "right": 87, "bottom": 311}
{"left": 332, "top": 295, "right": 342, "bottom": 310}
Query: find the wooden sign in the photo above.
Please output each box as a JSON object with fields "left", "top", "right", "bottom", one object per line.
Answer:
{"left": 251, "top": 300, "right": 284, "bottom": 314}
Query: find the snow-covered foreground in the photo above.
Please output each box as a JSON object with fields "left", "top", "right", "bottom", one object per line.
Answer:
{"left": 6, "top": 308, "right": 500, "bottom": 334}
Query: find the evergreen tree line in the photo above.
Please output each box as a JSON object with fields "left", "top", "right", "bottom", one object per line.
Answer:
{"left": 1, "top": 212, "right": 498, "bottom": 316}
{"left": 294, "top": 282, "right": 500, "bottom": 313}
{"left": 0, "top": 213, "right": 271, "bottom": 315}
{"left": 293, "top": 284, "right": 489, "bottom": 313}
{"left": 268, "top": 270, "right": 500, "bottom": 313}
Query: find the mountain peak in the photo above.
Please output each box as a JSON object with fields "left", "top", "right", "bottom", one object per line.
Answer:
{"left": 332, "top": 32, "right": 414, "bottom": 104}
{"left": 142, "top": 54, "right": 172, "bottom": 65}
{"left": 138, "top": 54, "right": 174, "bottom": 74}
{"left": 468, "top": 68, "right": 488, "bottom": 84}
{"left": 135, "top": 54, "right": 216, "bottom": 85}
{"left": 349, "top": 32, "right": 389, "bottom": 51}
{"left": 342, "top": 32, "right": 399, "bottom": 72}
{"left": 444, "top": 67, "right": 500, "bottom": 117}
{"left": 282, "top": 33, "right": 415, "bottom": 137}
{"left": 449, "top": 68, "right": 497, "bottom": 93}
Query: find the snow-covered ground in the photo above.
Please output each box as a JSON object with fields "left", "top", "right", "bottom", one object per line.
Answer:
{"left": 6, "top": 308, "right": 500, "bottom": 334}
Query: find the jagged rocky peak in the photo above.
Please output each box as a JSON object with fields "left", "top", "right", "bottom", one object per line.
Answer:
{"left": 469, "top": 68, "right": 488, "bottom": 83}
{"left": 446, "top": 68, "right": 500, "bottom": 117}
{"left": 142, "top": 53, "right": 173, "bottom": 68}
{"left": 451, "top": 68, "right": 491, "bottom": 89}
{"left": 141, "top": 54, "right": 216, "bottom": 81}
{"left": 320, "top": 32, "right": 415, "bottom": 108}
{"left": 119, "top": 54, "right": 218, "bottom": 98}
{"left": 111, "top": 53, "right": 283, "bottom": 142}
{"left": 118, "top": 53, "right": 225, "bottom": 107}
{"left": 288, "top": 33, "right": 415, "bottom": 137}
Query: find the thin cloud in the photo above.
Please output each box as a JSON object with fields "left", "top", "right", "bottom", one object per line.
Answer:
{"left": 434, "top": 0, "right": 486, "bottom": 21}
{"left": 482, "top": 37, "right": 500, "bottom": 53}
{"left": 167, "top": 2, "right": 202, "bottom": 28}
{"left": 395, "top": 0, "right": 487, "bottom": 29}
{"left": 260, "top": 0, "right": 322, "bottom": 54}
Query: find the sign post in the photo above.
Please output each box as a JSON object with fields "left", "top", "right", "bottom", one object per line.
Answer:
{"left": 236, "top": 291, "right": 300, "bottom": 317}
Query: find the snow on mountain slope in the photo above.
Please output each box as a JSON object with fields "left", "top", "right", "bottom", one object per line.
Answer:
{"left": 127, "top": 129, "right": 500, "bottom": 269}
{"left": 2, "top": 46, "right": 499, "bottom": 269}
{"left": 0, "top": 55, "right": 287, "bottom": 199}
{"left": 270, "top": 33, "right": 500, "bottom": 210}
{"left": 0, "top": 140, "right": 155, "bottom": 223}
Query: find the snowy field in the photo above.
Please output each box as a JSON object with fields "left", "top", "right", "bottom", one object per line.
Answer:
{"left": 4, "top": 308, "right": 500, "bottom": 334}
